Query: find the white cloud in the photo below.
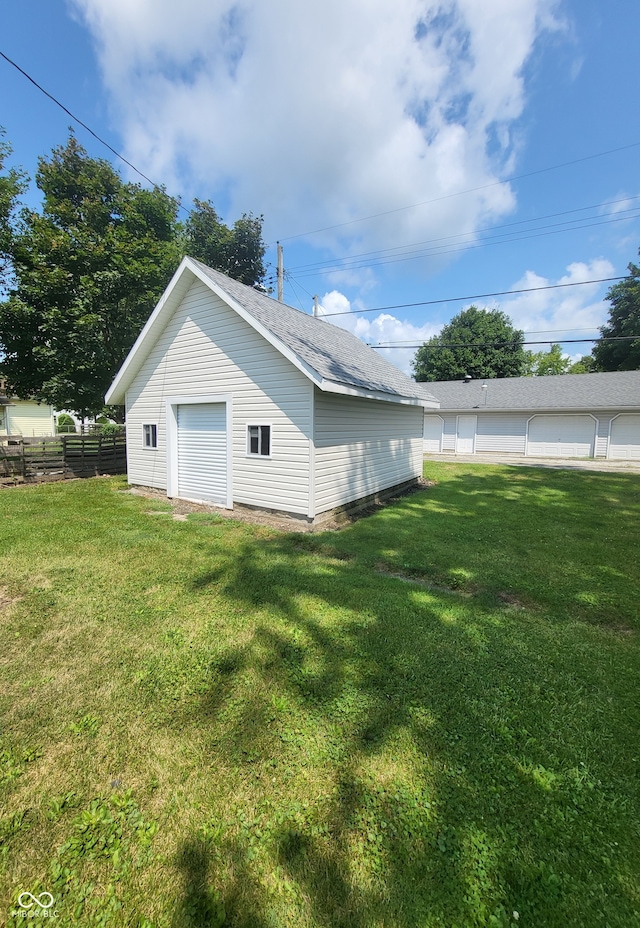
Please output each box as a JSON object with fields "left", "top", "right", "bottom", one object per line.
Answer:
{"left": 70, "top": 0, "right": 560, "bottom": 256}
{"left": 602, "top": 192, "right": 640, "bottom": 216}
{"left": 319, "top": 290, "right": 440, "bottom": 374}
{"left": 501, "top": 257, "right": 615, "bottom": 337}
{"left": 317, "top": 253, "right": 614, "bottom": 375}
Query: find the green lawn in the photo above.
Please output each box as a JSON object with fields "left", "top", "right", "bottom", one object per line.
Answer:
{"left": 1, "top": 463, "right": 638, "bottom": 927}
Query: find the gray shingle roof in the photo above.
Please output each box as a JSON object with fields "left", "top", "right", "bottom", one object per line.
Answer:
{"left": 422, "top": 371, "right": 640, "bottom": 411}
{"left": 192, "top": 260, "right": 437, "bottom": 403}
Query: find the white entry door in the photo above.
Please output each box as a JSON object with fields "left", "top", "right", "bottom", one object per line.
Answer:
{"left": 176, "top": 402, "right": 228, "bottom": 504}
{"left": 456, "top": 415, "right": 477, "bottom": 454}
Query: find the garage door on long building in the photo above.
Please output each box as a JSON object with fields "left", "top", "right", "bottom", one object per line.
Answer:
{"left": 423, "top": 415, "right": 443, "bottom": 452}
{"left": 609, "top": 415, "right": 640, "bottom": 460}
{"left": 527, "top": 415, "right": 595, "bottom": 458}
{"left": 177, "top": 402, "right": 228, "bottom": 504}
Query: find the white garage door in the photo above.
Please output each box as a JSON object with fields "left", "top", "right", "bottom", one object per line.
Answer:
{"left": 609, "top": 415, "right": 640, "bottom": 460}
{"left": 527, "top": 415, "right": 595, "bottom": 458}
{"left": 177, "top": 403, "right": 228, "bottom": 504}
{"left": 423, "top": 415, "right": 443, "bottom": 452}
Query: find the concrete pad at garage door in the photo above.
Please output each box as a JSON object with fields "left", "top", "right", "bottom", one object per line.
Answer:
{"left": 424, "top": 452, "right": 640, "bottom": 474}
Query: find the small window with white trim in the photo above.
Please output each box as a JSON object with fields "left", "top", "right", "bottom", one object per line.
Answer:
{"left": 143, "top": 423, "right": 158, "bottom": 449}
{"left": 247, "top": 424, "right": 271, "bottom": 457}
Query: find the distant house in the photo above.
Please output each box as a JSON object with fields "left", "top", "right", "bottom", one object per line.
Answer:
{"left": 0, "top": 382, "right": 56, "bottom": 438}
{"left": 106, "top": 257, "right": 439, "bottom": 521}
{"left": 423, "top": 371, "right": 640, "bottom": 460}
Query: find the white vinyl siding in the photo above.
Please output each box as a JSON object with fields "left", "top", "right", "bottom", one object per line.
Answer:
{"left": 609, "top": 415, "right": 640, "bottom": 460}
{"left": 527, "top": 414, "right": 596, "bottom": 458}
{"left": 475, "top": 415, "right": 527, "bottom": 453}
{"left": 4, "top": 401, "right": 55, "bottom": 437}
{"left": 423, "top": 415, "right": 443, "bottom": 452}
{"left": 314, "top": 392, "right": 423, "bottom": 515}
{"left": 125, "top": 279, "right": 312, "bottom": 514}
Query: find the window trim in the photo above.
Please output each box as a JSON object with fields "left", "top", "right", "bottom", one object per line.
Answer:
{"left": 142, "top": 422, "right": 158, "bottom": 449}
{"left": 246, "top": 423, "right": 272, "bottom": 458}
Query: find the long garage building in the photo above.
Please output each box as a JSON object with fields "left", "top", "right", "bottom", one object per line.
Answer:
{"left": 423, "top": 371, "right": 640, "bottom": 460}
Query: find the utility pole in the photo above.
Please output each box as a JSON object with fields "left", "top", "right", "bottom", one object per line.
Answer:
{"left": 313, "top": 295, "right": 319, "bottom": 317}
{"left": 277, "top": 242, "right": 284, "bottom": 302}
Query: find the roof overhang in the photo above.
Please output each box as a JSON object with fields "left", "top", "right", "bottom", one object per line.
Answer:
{"left": 319, "top": 379, "right": 438, "bottom": 407}
{"left": 106, "top": 257, "right": 436, "bottom": 408}
{"left": 431, "top": 406, "right": 640, "bottom": 414}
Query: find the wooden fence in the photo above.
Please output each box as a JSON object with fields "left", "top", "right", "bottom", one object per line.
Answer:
{"left": 0, "top": 433, "right": 127, "bottom": 484}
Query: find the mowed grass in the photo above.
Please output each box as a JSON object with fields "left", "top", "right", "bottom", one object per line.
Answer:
{"left": 0, "top": 463, "right": 638, "bottom": 927}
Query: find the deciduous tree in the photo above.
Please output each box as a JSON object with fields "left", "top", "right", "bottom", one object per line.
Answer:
{"left": 0, "top": 134, "right": 181, "bottom": 419}
{"left": 592, "top": 254, "right": 640, "bottom": 371}
{"left": 412, "top": 306, "right": 525, "bottom": 381}
{"left": 0, "top": 129, "right": 27, "bottom": 290}
{"left": 185, "top": 198, "right": 266, "bottom": 287}
{"left": 0, "top": 134, "right": 268, "bottom": 418}
{"left": 523, "top": 343, "right": 570, "bottom": 376}
{"left": 567, "top": 354, "right": 597, "bottom": 374}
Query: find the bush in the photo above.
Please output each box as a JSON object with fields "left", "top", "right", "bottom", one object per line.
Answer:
{"left": 56, "top": 413, "right": 76, "bottom": 434}
{"left": 96, "top": 422, "right": 124, "bottom": 437}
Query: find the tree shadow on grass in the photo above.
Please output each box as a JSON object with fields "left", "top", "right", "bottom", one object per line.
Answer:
{"left": 321, "top": 465, "right": 640, "bottom": 629}
{"left": 166, "top": 466, "right": 639, "bottom": 926}
{"left": 172, "top": 839, "right": 227, "bottom": 928}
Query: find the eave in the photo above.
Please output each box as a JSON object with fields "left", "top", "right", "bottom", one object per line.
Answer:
{"left": 106, "top": 258, "right": 437, "bottom": 408}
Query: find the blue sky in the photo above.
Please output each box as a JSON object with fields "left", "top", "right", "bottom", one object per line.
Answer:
{"left": 2, "top": 0, "right": 639, "bottom": 373}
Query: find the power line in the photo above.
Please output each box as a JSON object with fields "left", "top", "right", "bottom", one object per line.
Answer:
{"left": 368, "top": 335, "right": 638, "bottom": 349}
{"left": 284, "top": 269, "right": 315, "bottom": 301}
{"left": 370, "top": 326, "right": 602, "bottom": 345}
{"left": 0, "top": 50, "right": 189, "bottom": 215}
{"left": 286, "top": 195, "right": 640, "bottom": 275}
{"left": 282, "top": 272, "right": 309, "bottom": 313}
{"left": 289, "top": 211, "right": 640, "bottom": 279}
{"left": 319, "top": 276, "right": 625, "bottom": 317}
{"left": 274, "top": 141, "right": 640, "bottom": 244}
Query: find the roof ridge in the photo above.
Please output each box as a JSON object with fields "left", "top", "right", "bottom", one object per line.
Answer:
{"left": 188, "top": 259, "right": 438, "bottom": 404}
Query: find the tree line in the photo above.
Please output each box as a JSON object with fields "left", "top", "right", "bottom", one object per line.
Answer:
{"left": 412, "top": 266, "right": 640, "bottom": 382}
{"left": 0, "top": 130, "right": 266, "bottom": 419}
{"left": 1, "top": 127, "right": 639, "bottom": 413}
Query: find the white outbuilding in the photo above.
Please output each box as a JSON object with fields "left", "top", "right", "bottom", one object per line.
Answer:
{"left": 423, "top": 371, "right": 640, "bottom": 460}
{"left": 106, "top": 257, "right": 439, "bottom": 522}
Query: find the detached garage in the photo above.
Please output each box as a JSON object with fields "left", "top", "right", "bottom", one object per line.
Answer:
{"left": 422, "top": 372, "right": 640, "bottom": 460}
{"left": 106, "top": 257, "right": 438, "bottom": 522}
